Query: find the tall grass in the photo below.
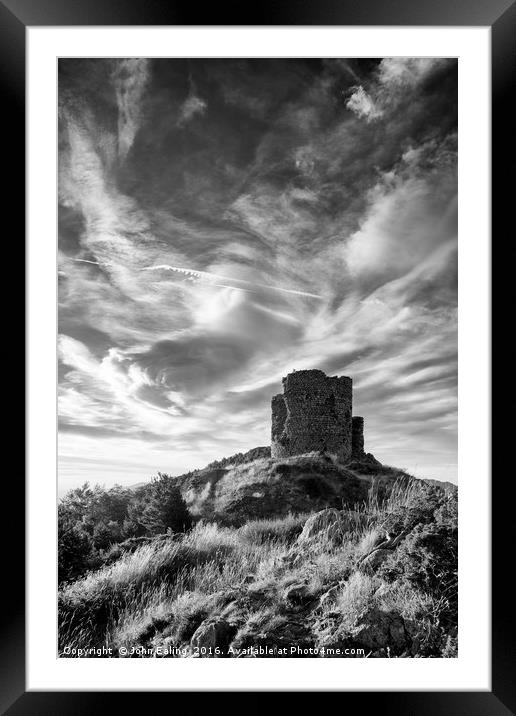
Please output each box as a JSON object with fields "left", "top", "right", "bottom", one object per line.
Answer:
{"left": 59, "top": 478, "right": 456, "bottom": 658}
{"left": 59, "top": 518, "right": 290, "bottom": 654}
{"left": 238, "top": 512, "right": 308, "bottom": 545}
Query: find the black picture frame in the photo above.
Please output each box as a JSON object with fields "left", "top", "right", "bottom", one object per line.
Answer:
{"left": 6, "top": 0, "right": 514, "bottom": 711}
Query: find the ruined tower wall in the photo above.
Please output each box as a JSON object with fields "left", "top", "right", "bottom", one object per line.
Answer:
{"left": 271, "top": 393, "right": 287, "bottom": 453}
{"left": 271, "top": 369, "right": 353, "bottom": 460}
{"left": 352, "top": 416, "right": 365, "bottom": 457}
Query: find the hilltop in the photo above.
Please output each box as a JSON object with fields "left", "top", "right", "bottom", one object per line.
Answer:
{"left": 171, "top": 450, "right": 414, "bottom": 526}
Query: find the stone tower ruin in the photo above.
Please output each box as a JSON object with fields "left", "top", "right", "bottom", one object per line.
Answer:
{"left": 271, "top": 369, "right": 366, "bottom": 461}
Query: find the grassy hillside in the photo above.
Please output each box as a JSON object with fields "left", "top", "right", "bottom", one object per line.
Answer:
{"left": 58, "top": 456, "right": 457, "bottom": 658}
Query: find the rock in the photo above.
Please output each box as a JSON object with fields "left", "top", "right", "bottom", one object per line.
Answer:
{"left": 297, "top": 508, "right": 352, "bottom": 545}
{"left": 388, "top": 616, "right": 406, "bottom": 649}
{"left": 246, "top": 587, "right": 269, "bottom": 606}
{"left": 279, "top": 552, "right": 298, "bottom": 567}
{"left": 190, "top": 619, "right": 236, "bottom": 657}
{"left": 319, "top": 583, "right": 343, "bottom": 607}
{"left": 350, "top": 608, "right": 406, "bottom": 652}
{"left": 230, "top": 618, "right": 314, "bottom": 657}
{"left": 324, "top": 610, "right": 342, "bottom": 620}
{"left": 373, "top": 582, "right": 389, "bottom": 598}
{"left": 282, "top": 583, "right": 312, "bottom": 606}
{"left": 220, "top": 600, "right": 243, "bottom": 622}
{"left": 360, "top": 548, "right": 392, "bottom": 571}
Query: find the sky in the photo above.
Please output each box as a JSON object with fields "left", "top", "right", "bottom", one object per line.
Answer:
{"left": 58, "top": 58, "right": 458, "bottom": 493}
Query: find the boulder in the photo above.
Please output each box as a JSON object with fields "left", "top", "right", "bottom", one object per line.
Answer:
{"left": 360, "top": 548, "right": 392, "bottom": 571}
{"left": 190, "top": 619, "right": 236, "bottom": 657}
{"left": 282, "top": 583, "right": 312, "bottom": 606}
{"left": 230, "top": 618, "right": 314, "bottom": 657}
{"left": 318, "top": 582, "right": 344, "bottom": 608}
{"left": 297, "top": 508, "right": 352, "bottom": 545}
{"left": 350, "top": 608, "right": 406, "bottom": 652}
{"left": 373, "top": 582, "right": 389, "bottom": 598}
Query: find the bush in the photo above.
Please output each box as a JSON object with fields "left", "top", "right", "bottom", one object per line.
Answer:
{"left": 132, "top": 473, "right": 192, "bottom": 536}
{"left": 58, "top": 477, "right": 193, "bottom": 582}
{"left": 92, "top": 520, "right": 124, "bottom": 551}
{"left": 58, "top": 482, "right": 140, "bottom": 580}
{"left": 378, "top": 519, "right": 457, "bottom": 630}
{"left": 58, "top": 506, "right": 93, "bottom": 582}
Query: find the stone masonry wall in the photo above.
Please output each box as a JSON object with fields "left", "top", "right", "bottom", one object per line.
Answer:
{"left": 271, "top": 369, "right": 353, "bottom": 460}
{"left": 352, "top": 416, "right": 365, "bottom": 457}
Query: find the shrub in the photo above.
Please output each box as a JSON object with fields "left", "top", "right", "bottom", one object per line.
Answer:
{"left": 125, "top": 474, "right": 192, "bottom": 536}
{"left": 92, "top": 520, "right": 124, "bottom": 551}
{"left": 58, "top": 506, "right": 93, "bottom": 583}
{"left": 378, "top": 520, "right": 458, "bottom": 630}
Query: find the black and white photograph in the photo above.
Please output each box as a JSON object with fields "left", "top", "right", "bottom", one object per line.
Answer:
{"left": 57, "top": 57, "right": 458, "bottom": 659}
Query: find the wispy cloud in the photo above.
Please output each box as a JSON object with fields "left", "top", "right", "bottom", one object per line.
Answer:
{"left": 177, "top": 76, "right": 207, "bottom": 126}
{"left": 141, "top": 264, "right": 322, "bottom": 299}
{"left": 346, "top": 86, "right": 383, "bottom": 121}
{"left": 112, "top": 58, "right": 150, "bottom": 160}
{"left": 347, "top": 58, "right": 447, "bottom": 122}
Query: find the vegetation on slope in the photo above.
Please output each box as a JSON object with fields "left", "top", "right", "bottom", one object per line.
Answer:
{"left": 58, "top": 464, "right": 457, "bottom": 658}
{"left": 58, "top": 473, "right": 191, "bottom": 582}
{"left": 58, "top": 452, "right": 413, "bottom": 583}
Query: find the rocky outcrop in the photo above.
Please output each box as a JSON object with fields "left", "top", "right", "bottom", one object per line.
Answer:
{"left": 282, "top": 583, "right": 313, "bottom": 606}
{"left": 190, "top": 619, "right": 237, "bottom": 657}
{"left": 360, "top": 548, "right": 392, "bottom": 571}
{"left": 229, "top": 617, "right": 314, "bottom": 657}
{"left": 296, "top": 508, "right": 354, "bottom": 545}
{"left": 350, "top": 608, "right": 407, "bottom": 652}
{"left": 358, "top": 530, "right": 408, "bottom": 571}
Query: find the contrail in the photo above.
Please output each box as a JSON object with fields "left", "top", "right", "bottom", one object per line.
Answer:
{"left": 71, "top": 258, "right": 112, "bottom": 267}
{"left": 71, "top": 259, "right": 322, "bottom": 299}
{"left": 142, "top": 264, "right": 322, "bottom": 299}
